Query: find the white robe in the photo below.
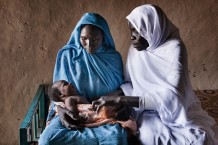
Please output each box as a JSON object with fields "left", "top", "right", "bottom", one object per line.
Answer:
{"left": 121, "top": 4, "right": 218, "bottom": 145}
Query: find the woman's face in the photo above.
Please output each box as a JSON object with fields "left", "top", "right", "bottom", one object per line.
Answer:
{"left": 128, "top": 21, "right": 149, "bottom": 51}
{"left": 80, "top": 24, "right": 103, "bottom": 54}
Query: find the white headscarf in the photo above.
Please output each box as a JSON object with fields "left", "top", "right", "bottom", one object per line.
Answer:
{"left": 126, "top": 4, "right": 179, "bottom": 51}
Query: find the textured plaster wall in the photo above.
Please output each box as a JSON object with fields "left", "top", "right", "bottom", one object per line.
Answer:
{"left": 0, "top": 0, "right": 217, "bottom": 144}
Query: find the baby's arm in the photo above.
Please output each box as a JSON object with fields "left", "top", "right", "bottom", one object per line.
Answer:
{"left": 70, "top": 96, "right": 90, "bottom": 104}
{"left": 64, "top": 96, "right": 89, "bottom": 112}
{"left": 64, "top": 97, "right": 77, "bottom": 112}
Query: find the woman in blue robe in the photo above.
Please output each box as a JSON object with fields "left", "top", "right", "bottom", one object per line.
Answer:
{"left": 38, "top": 13, "right": 127, "bottom": 145}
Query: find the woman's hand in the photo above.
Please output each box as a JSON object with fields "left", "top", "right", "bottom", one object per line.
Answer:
{"left": 92, "top": 88, "right": 125, "bottom": 112}
{"left": 56, "top": 105, "right": 80, "bottom": 129}
{"left": 92, "top": 96, "right": 121, "bottom": 112}
{"left": 92, "top": 96, "right": 132, "bottom": 121}
{"left": 92, "top": 96, "right": 139, "bottom": 112}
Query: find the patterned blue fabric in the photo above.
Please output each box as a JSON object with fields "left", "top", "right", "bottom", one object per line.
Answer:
{"left": 39, "top": 13, "right": 127, "bottom": 145}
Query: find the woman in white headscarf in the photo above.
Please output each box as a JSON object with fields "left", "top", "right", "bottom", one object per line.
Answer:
{"left": 92, "top": 4, "right": 218, "bottom": 145}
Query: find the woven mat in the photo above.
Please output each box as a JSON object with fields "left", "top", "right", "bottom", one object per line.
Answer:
{"left": 194, "top": 90, "right": 218, "bottom": 123}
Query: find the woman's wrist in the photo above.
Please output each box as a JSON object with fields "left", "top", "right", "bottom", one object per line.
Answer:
{"left": 120, "top": 96, "right": 139, "bottom": 107}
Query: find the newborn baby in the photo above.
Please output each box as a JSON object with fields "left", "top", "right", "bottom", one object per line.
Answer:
{"left": 48, "top": 80, "right": 136, "bottom": 132}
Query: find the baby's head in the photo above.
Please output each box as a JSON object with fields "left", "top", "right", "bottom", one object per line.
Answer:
{"left": 48, "top": 80, "right": 78, "bottom": 102}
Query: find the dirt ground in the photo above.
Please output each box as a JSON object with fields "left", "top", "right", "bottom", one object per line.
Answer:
{"left": 0, "top": 0, "right": 217, "bottom": 144}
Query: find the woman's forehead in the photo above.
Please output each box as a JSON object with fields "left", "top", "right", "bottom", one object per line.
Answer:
{"left": 81, "top": 25, "right": 102, "bottom": 35}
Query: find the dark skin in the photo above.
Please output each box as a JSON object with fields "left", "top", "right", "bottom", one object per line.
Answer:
{"left": 92, "top": 21, "right": 149, "bottom": 112}
{"left": 92, "top": 88, "right": 139, "bottom": 112}
{"left": 57, "top": 86, "right": 138, "bottom": 129}
{"left": 57, "top": 105, "right": 80, "bottom": 129}
{"left": 53, "top": 80, "right": 89, "bottom": 129}
{"left": 128, "top": 21, "right": 149, "bottom": 51}
{"left": 56, "top": 25, "right": 104, "bottom": 129}
{"left": 80, "top": 24, "right": 103, "bottom": 54}
{"left": 58, "top": 22, "right": 147, "bottom": 129}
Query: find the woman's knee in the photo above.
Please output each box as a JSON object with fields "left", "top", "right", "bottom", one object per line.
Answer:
{"left": 38, "top": 116, "right": 63, "bottom": 145}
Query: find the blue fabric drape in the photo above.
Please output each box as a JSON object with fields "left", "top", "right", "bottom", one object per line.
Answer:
{"left": 53, "top": 13, "right": 123, "bottom": 101}
{"left": 39, "top": 13, "right": 127, "bottom": 145}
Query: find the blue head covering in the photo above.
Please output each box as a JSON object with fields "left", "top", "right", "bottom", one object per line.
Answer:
{"left": 53, "top": 13, "right": 123, "bottom": 100}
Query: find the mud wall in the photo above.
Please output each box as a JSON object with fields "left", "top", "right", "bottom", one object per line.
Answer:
{"left": 0, "top": 0, "right": 217, "bottom": 144}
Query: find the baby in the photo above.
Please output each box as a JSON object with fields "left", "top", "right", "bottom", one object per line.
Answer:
{"left": 48, "top": 80, "right": 137, "bottom": 131}
{"left": 48, "top": 80, "right": 89, "bottom": 123}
